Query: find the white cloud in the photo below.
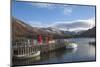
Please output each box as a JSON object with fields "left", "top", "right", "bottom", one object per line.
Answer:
{"left": 69, "top": 28, "right": 91, "bottom": 31}
{"left": 50, "top": 17, "right": 95, "bottom": 31}
{"left": 63, "top": 7, "right": 72, "bottom": 15}
{"left": 28, "top": 21, "right": 46, "bottom": 27}
{"left": 30, "top": 3, "right": 56, "bottom": 9}
{"left": 30, "top": 2, "right": 73, "bottom": 15}
{"left": 29, "top": 21, "right": 40, "bottom": 26}
{"left": 77, "top": 17, "right": 95, "bottom": 28}
{"left": 26, "top": 17, "right": 95, "bottom": 32}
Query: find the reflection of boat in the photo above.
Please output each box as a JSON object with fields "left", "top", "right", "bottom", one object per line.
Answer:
{"left": 14, "top": 51, "right": 40, "bottom": 59}
{"left": 66, "top": 43, "right": 78, "bottom": 49}
{"left": 13, "top": 55, "right": 41, "bottom": 66}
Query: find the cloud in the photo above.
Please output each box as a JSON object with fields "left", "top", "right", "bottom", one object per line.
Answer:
{"left": 28, "top": 21, "right": 44, "bottom": 27}
{"left": 30, "top": 2, "right": 73, "bottom": 15}
{"left": 50, "top": 18, "right": 95, "bottom": 31}
{"left": 27, "top": 18, "right": 95, "bottom": 32}
{"left": 63, "top": 7, "right": 73, "bottom": 15}
{"left": 30, "top": 3, "right": 56, "bottom": 9}
{"left": 28, "top": 21, "right": 48, "bottom": 28}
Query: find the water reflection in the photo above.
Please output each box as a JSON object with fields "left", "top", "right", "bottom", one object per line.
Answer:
{"left": 13, "top": 48, "right": 77, "bottom": 66}
{"left": 13, "top": 56, "right": 40, "bottom": 66}
{"left": 13, "top": 38, "right": 96, "bottom": 66}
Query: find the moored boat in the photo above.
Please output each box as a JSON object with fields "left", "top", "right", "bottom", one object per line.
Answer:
{"left": 66, "top": 43, "right": 78, "bottom": 49}
{"left": 13, "top": 51, "right": 40, "bottom": 59}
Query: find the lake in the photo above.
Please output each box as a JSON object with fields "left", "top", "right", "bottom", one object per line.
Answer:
{"left": 13, "top": 38, "right": 96, "bottom": 66}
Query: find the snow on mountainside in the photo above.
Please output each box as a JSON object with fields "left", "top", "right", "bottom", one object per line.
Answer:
{"left": 12, "top": 18, "right": 95, "bottom": 39}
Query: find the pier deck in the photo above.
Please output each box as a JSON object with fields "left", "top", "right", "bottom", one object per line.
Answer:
{"left": 13, "top": 42, "right": 66, "bottom": 56}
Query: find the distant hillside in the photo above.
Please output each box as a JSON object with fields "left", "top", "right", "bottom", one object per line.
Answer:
{"left": 12, "top": 18, "right": 64, "bottom": 40}
{"left": 79, "top": 27, "right": 96, "bottom": 37}
{"left": 12, "top": 18, "right": 96, "bottom": 40}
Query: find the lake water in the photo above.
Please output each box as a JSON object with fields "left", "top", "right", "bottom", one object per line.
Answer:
{"left": 13, "top": 38, "right": 96, "bottom": 66}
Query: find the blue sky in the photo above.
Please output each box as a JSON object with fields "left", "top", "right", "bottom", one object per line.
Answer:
{"left": 12, "top": 0, "right": 96, "bottom": 31}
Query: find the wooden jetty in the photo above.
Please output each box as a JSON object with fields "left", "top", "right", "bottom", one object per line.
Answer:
{"left": 12, "top": 40, "right": 66, "bottom": 57}
{"left": 12, "top": 18, "right": 66, "bottom": 58}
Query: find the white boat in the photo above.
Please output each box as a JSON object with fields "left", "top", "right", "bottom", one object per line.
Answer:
{"left": 14, "top": 51, "right": 40, "bottom": 59}
{"left": 66, "top": 43, "right": 78, "bottom": 49}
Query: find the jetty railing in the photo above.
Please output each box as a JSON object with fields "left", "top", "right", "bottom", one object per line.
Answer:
{"left": 12, "top": 39, "right": 66, "bottom": 56}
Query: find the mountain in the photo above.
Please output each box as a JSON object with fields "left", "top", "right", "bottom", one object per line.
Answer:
{"left": 52, "top": 21, "right": 92, "bottom": 32}
{"left": 12, "top": 17, "right": 34, "bottom": 39}
{"left": 12, "top": 18, "right": 64, "bottom": 40}
{"left": 62, "top": 31, "right": 77, "bottom": 35}
{"left": 12, "top": 17, "right": 96, "bottom": 40}
{"left": 79, "top": 27, "right": 96, "bottom": 37}
{"left": 41, "top": 27, "right": 63, "bottom": 35}
{"left": 12, "top": 18, "right": 50, "bottom": 36}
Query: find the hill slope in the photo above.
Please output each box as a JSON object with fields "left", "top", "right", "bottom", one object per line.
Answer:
{"left": 79, "top": 27, "right": 96, "bottom": 37}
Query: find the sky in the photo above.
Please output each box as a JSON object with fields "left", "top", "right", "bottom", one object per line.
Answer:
{"left": 12, "top": 0, "right": 96, "bottom": 31}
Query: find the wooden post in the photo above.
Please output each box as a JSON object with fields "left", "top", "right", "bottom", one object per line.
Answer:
{"left": 45, "top": 36, "right": 49, "bottom": 44}
{"left": 27, "top": 46, "right": 29, "bottom": 55}
{"left": 32, "top": 38, "right": 34, "bottom": 46}
{"left": 24, "top": 42, "right": 26, "bottom": 55}
{"left": 18, "top": 42, "right": 20, "bottom": 55}
{"left": 29, "top": 47, "right": 31, "bottom": 54}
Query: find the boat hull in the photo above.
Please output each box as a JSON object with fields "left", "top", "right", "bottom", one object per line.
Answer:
{"left": 13, "top": 51, "right": 40, "bottom": 59}
{"left": 66, "top": 43, "right": 78, "bottom": 49}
